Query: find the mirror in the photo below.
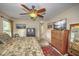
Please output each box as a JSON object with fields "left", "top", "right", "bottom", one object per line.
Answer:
{"left": 69, "top": 23, "right": 79, "bottom": 55}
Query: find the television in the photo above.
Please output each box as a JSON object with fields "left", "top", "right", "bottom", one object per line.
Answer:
{"left": 53, "top": 20, "right": 66, "bottom": 30}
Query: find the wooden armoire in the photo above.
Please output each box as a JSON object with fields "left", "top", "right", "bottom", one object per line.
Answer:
{"left": 51, "top": 30, "right": 69, "bottom": 55}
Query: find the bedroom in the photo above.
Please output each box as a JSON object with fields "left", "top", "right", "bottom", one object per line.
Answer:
{"left": 0, "top": 3, "right": 79, "bottom": 56}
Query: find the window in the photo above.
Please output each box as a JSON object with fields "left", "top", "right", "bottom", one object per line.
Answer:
{"left": 3, "top": 19, "right": 11, "bottom": 36}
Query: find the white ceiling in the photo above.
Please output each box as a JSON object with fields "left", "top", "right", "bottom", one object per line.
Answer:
{"left": 0, "top": 3, "right": 78, "bottom": 20}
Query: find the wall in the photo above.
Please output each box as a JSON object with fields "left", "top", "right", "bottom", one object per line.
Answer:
{"left": 1, "top": 5, "right": 79, "bottom": 42}
{"left": 13, "top": 19, "right": 41, "bottom": 39}
{"left": 0, "top": 16, "right": 3, "bottom": 33}
{"left": 42, "top": 5, "right": 79, "bottom": 42}
{"left": 41, "top": 21, "right": 52, "bottom": 42}
{"left": 50, "top": 5, "right": 79, "bottom": 29}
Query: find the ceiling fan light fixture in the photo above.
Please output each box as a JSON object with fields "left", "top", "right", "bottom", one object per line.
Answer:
{"left": 28, "top": 12, "right": 38, "bottom": 21}
{"left": 29, "top": 12, "right": 37, "bottom": 18}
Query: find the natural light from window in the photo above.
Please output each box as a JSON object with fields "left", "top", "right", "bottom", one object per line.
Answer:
{"left": 3, "top": 19, "right": 11, "bottom": 36}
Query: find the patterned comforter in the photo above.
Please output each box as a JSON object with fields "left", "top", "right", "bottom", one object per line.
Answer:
{"left": 0, "top": 37, "right": 44, "bottom": 56}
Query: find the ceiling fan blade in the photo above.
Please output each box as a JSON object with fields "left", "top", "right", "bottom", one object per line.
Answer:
{"left": 20, "top": 13, "right": 28, "bottom": 15}
{"left": 37, "top": 8, "right": 46, "bottom": 13}
{"left": 42, "top": 12, "right": 46, "bottom": 15}
{"left": 39, "top": 12, "right": 46, "bottom": 15}
{"left": 21, "top": 4, "right": 31, "bottom": 11}
{"left": 38, "top": 14, "right": 44, "bottom": 18}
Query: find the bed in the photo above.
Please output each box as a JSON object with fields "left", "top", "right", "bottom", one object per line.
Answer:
{"left": 0, "top": 33, "right": 44, "bottom": 56}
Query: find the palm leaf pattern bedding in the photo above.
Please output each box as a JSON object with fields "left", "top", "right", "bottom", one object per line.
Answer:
{"left": 0, "top": 37, "right": 44, "bottom": 56}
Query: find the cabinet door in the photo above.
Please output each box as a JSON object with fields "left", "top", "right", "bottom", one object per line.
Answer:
{"left": 51, "top": 30, "right": 69, "bottom": 55}
{"left": 27, "top": 28, "right": 35, "bottom": 37}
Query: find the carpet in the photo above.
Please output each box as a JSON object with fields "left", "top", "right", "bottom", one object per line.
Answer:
{"left": 42, "top": 45, "right": 61, "bottom": 56}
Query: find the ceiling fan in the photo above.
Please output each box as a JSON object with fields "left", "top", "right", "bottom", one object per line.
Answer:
{"left": 20, "top": 4, "right": 46, "bottom": 20}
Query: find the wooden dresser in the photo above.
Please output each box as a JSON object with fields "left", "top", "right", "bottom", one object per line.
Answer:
{"left": 51, "top": 30, "right": 69, "bottom": 55}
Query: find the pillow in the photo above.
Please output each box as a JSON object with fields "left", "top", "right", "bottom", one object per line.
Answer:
{"left": 0, "top": 33, "right": 11, "bottom": 44}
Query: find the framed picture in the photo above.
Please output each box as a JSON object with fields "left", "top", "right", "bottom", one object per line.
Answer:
{"left": 16, "top": 24, "right": 26, "bottom": 29}
{"left": 53, "top": 19, "right": 67, "bottom": 30}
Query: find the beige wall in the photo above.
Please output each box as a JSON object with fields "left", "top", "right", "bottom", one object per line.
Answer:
{"left": 42, "top": 5, "right": 79, "bottom": 42}
{"left": 40, "top": 21, "right": 52, "bottom": 42}
{"left": 13, "top": 19, "right": 52, "bottom": 41}
{"left": 13, "top": 19, "right": 41, "bottom": 38}
{"left": 1, "top": 5, "right": 79, "bottom": 42}
{"left": 50, "top": 5, "right": 79, "bottom": 29}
